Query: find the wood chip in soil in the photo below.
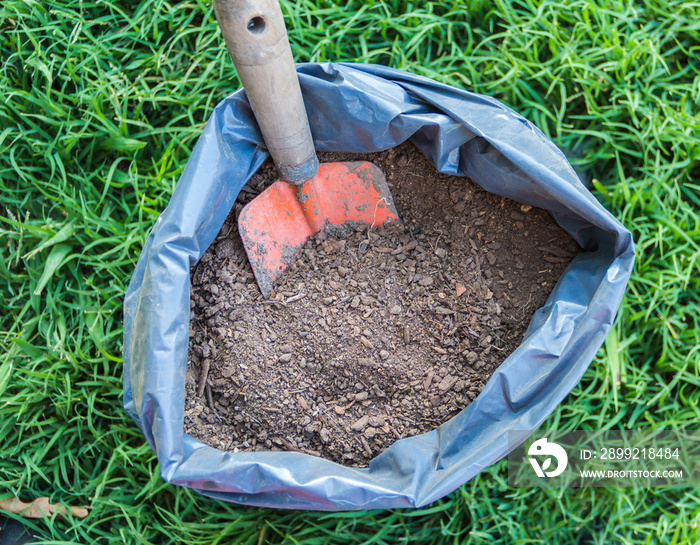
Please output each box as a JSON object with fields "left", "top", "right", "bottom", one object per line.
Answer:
{"left": 183, "top": 142, "right": 580, "bottom": 467}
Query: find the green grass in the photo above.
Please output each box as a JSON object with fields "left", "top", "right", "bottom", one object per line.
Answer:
{"left": 1, "top": 0, "right": 699, "bottom": 543}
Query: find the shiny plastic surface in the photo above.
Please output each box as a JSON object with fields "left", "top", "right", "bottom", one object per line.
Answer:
{"left": 123, "top": 63, "right": 635, "bottom": 510}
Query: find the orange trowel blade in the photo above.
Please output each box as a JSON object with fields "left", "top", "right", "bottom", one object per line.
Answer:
{"left": 238, "top": 161, "right": 399, "bottom": 297}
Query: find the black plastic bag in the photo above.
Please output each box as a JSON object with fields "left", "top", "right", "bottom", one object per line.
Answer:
{"left": 123, "top": 63, "right": 635, "bottom": 510}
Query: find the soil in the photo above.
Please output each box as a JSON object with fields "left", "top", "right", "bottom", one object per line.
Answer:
{"left": 183, "top": 141, "right": 579, "bottom": 466}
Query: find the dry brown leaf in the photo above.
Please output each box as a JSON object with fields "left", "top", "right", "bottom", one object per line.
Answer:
{"left": 455, "top": 282, "right": 467, "bottom": 297}
{"left": 0, "top": 496, "right": 88, "bottom": 519}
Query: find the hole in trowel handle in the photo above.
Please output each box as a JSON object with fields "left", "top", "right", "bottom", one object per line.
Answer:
{"left": 247, "top": 16, "right": 266, "bottom": 34}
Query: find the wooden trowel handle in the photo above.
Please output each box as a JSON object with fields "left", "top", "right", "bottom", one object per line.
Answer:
{"left": 214, "top": 0, "right": 319, "bottom": 184}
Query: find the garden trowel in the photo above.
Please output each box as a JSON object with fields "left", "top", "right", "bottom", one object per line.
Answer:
{"left": 214, "top": 0, "right": 400, "bottom": 297}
